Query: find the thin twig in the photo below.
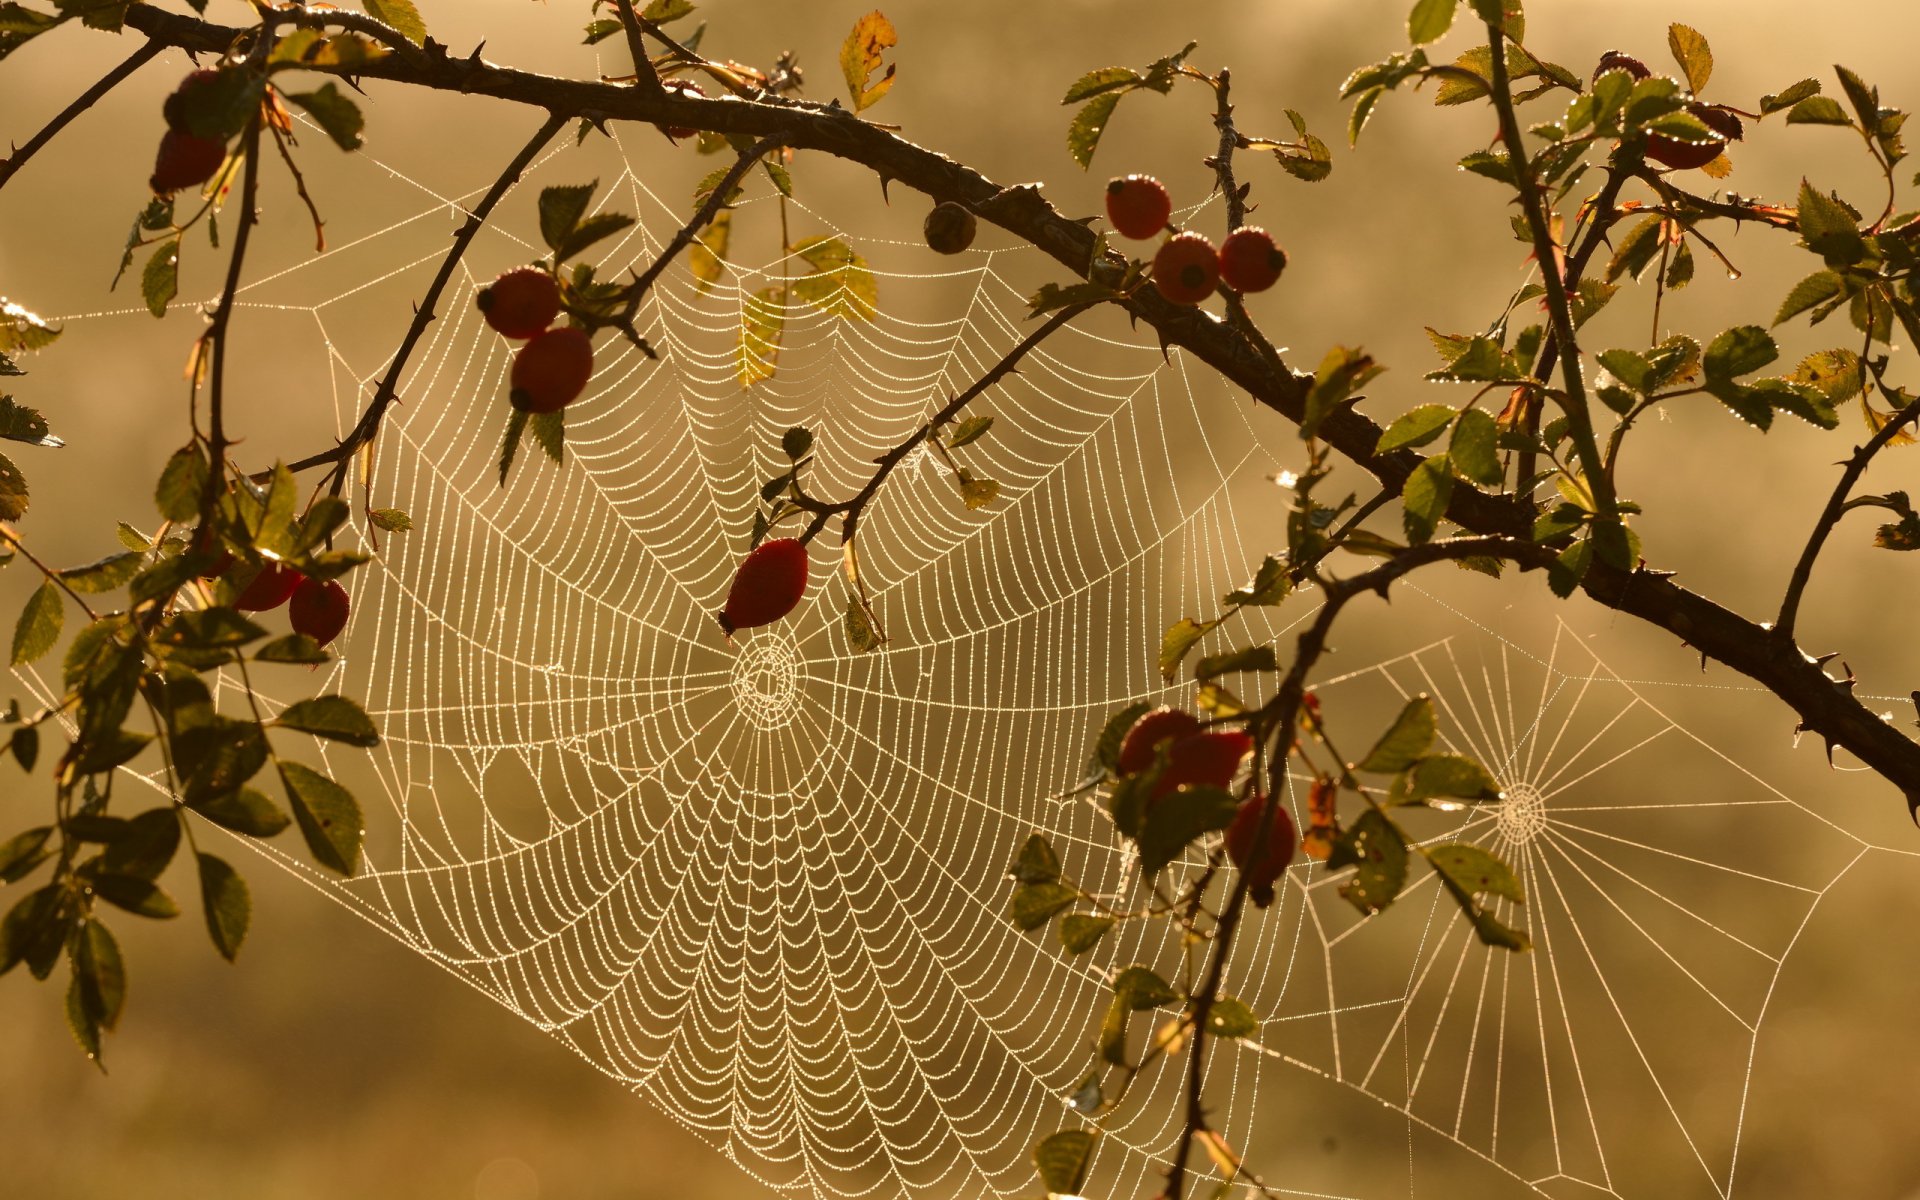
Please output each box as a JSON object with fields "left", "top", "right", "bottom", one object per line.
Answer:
{"left": 621, "top": 136, "right": 781, "bottom": 314}
{"left": 1775, "top": 385, "right": 1920, "bottom": 641}
{"left": 195, "top": 112, "right": 266, "bottom": 549}
{"left": 609, "top": 0, "right": 667, "bottom": 99}
{"left": 0, "top": 40, "right": 164, "bottom": 194}
{"left": 0, "top": 525, "right": 102, "bottom": 620}
{"left": 280, "top": 111, "right": 569, "bottom": 484}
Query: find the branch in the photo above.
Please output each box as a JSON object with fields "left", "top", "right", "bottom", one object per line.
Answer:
{"left": 115, "top": 2, "right": 1920, "bottom": 804}
{"left": 621, "top": 135, "right": 779, "bottom": 312}
{"left": 282, "top": 110, "right": 569, "bottom": 484}
{"left": 609, "top": 0, "right": 667, "bottom": 100}
{"left": 196, "top": 112, "right": 265, "bottom": 541}
{"left": 1776, "top": 384, "right": 1920, "bottom": 641}
{"left": 0, "top": 39, "right": 163, "bottom": 194}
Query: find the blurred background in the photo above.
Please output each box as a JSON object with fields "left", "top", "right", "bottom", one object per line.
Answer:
{"left": 6, "top": 1, "right": 1920, "bottom": 1197}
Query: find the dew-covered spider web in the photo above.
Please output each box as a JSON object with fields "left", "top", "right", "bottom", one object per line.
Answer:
{"left": 21, "top": 107, "right": 1920, "bottom": 1200}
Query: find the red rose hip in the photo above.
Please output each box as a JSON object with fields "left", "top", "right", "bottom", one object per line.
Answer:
{"left": 478, "top": 267, "right": 562, "bottom": 340}
{"left": 1218, "top": 227, "right": 1287, "bottom": 293}
{"left": 162, "top": 69, "right": 224, "bottom": 134}
{"left": 233, "top": 560, "right": 302, "bottom": 612}
{"left": 1590, "top": 50, "right": 1651, "bottom": 84}
{"left": 1152, "top": 729, "right": 1254, "bottom": 800}
{"left": 1105, "top": 175, "right": 1172, "bottom": 240}
{"left": 150, "top": 129, "right": 227, "bottom": 196}
{"left": 510, "top": 326, "right": 595, "bottom": 413}
{"left": 719, "top": 537, "right": 810, "bottom": 635}
{"left": 924, "top": 202, "right": 977, "bottom": 254}
{"left": 289, "top": 577, "right": 351, "bottom": 647}
{"left": 1115, "top": 706, "right": 1202, "bottom": 776}
{"left": 1226, "top": 793, "right": 1297, "bottom": 909}
{"left": 1646, "top": 103, "right": 1743, "bottom": 171}
{"left": 1153, "top": 232, "right": 1221, "bottom": 306}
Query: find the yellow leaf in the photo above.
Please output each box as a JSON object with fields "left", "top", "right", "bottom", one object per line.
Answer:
{"left": 839, "top": 11, "right": 898, "bottom": 113}
{"left": 689, "top": 210, "right": 732, "bottom": 292}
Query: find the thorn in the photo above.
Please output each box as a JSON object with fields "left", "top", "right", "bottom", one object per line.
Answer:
{"left": 877, "top": 174, "right": 892, "bottom": 204}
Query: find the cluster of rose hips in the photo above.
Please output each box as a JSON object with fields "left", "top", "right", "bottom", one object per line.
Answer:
{"left": 221, "top": 558, "right": 352, "bottom": 647}
{"left": 1104, "top": 176, "right": 1288, "bottom": 306}
{"left": 478, "top": 268, "right": 595, "bottom": 413}
{"left": 1593, "top": 50, "right": 1743, "bottom": 170}
{"left": 1114, "top": 704, "right": 1296, "bottom": 908}
{"left": 150, "top": 70, "right": 231, "bottom": 196}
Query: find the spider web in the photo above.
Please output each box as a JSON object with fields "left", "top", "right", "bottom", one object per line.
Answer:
{"left": 20, "top": 110, "right": 1916, "bottom": 1200}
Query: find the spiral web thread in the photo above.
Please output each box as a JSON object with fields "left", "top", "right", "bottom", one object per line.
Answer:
{"left": 18, "top": 111, "right": 1919, "bottom": 1200}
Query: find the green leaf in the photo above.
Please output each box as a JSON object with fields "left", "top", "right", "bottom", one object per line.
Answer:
{"left": 1063, "top": 65, "right": 1142, "bottom": 104}
{"left": 1205, "top": 996, "right": 1259, "bottom": 1039}
{"left": 1092, "top": 701, "right": 1153, "bottom": 774}
{"left": 537, "top": 182, "right": 598, "bottom": 256}
{"left": 954, "top": 470, "right": 999, "bottom": 510}
{"left": 582, "top": 16, "right": 620, "bottom": 44}
{"left": 1398, "top": 754, "right": 1502, "bottom": 804}
{"left": 190, "top": 787, "right": 292, "bottom": 838}
{"left": 1665, "top": 23, "right": 1712, "bottom": 94}
{"left": 943, "top": 415, "right": 994, "bottom": 450}
{"left": 1158, "top": 617, "right": 1210, "bottom": 683}
{"left": 1547, "top": 537, "right": 1592, "bottom": 598}
{"left": 160, "top": 607, "right": 268, "bottom": 651}
{"left": 1448, "top": 409, "right": 1501, "bottom": 487}
{"left": 1193, "top": 645, "right": 1277, "bottom": 680}
{"left": 274, "top": 695, "right": 380, "bottom": 748}
{"left": 1401, "top": 454, "right": 1454, "bottom": 544}
{"left": 790, "top": 237, "right": 879, "bottom": 322}
{"left": 1032, "top": 1129, "right": 1096, "bottom": 1195}
{"left": 0, "top": 884, "right": 61, "bottom": 979}
{"left": 92, "top": 873, "right": 180, "bottom": 919}
{"left": 60, "top": 550, "right": 143, "bottom": 594}
{"left": 1060, "top": 914, "right": 1115, "bottom": 955}
{"left": 1796, "top": 180, "right": 1867, "bottom": 266}
{"left": 1704, "top": 325, "right": 1778, "bottom": 383}
{"left": 0, "top": 449, "right": 28, "bottom": 520}
{"left": 154, "top": 446, "right": 208, "bottom": 522}
{"left": 1775, "top": 269, "right": 1847, "bottom": 326}
{"left": 838, "top": 10, "right": 898, "bottom": 113}
{"left": 141, "top": 239, "right": 179, "bottom": 318}
{"left": 640, "top": 0, "right": 694, "bottom": 19}
{"left": 12, "top": 580, "right": 61, "bottom": 666}
{"left": 366, "top": 507, "right": 412, "bottom": 533}
{"left": 1358, "top": 695, "right": 1435, "bottom": 773}
{"left": 1605, "top": 215, "right": 1665, "bottom": 283}
{"left": 1786, "top": 95, "right": 1851, "bottom": 126}
{"left": 72, "top": 918, "right": 125, "bottom": 1039}
{"left": 1138, "top": 784, "right": 1239, "bottom": 876}
{"left": 1761, "top": 79, "right": 1821, "bottom": 116}
{"left": 1329, "top": 808, "right": 1408, "bottom": 914}
{"left": 363, "top": 0, "right": 426, "bottom": 45}
{"left": 843, "top": 595, "right": 883, "bottom": 653}
{"left": 0, "top": 825, "right": 52, "bottom": 882}
{"left": 1273, "top": 131, "right": 1334, "bottom": 183}
{"left": 278, "top": 761, "right": 364, "bottom": 876}
{"left": 254, "top": 633, "right": 330, "bottom": 665}
{"left": 1027, "top": 280, "right": 1119, "bottom": 316}
{"left": 1302, "top": 346, "right": 1382, "bottom": 439}
{"left": 1223, "top": 555, "right": 1290, "bottom": 607}
{"left": 0, "top": 298, "right": 59, "bottom": 355}
{"left": 1010, "top": 833, "right": 1061, "bottom": 885}
{"left": 557, "top": 212, "right": 636, "bottom": 264}
{"left": 286, "top": 83, "right": 364, "bottom": 151}
{"left": 1009, "top": 881, "right": 1077, "bottom": 931}
{"left": 9, "top": 726, "right": 39, "bottom": 773}
{"left": 1428, "top": 841, "right": 1530, "bottom": 949}
{"left": 1376, "top": 403, "right": 1457, "bottom": 453}
{"left": 1067, "top": 92, "right": 1125, "bottom": 169}
{"left": 1407, "top": 0, "right": 1455, "bottom": 45}
{"left": 1113, "top": 964, "right": 1178, "bottom": 1009}
{"left": 196, "top": 852, "right": 251, "bottom": 961}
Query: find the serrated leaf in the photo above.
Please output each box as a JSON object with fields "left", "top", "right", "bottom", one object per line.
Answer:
{"left": 1159, "top": 617, "right": 1209, "bottom": 683}
{"left": 1704, "top": 325, "right": 1778, "bottom": 383}
{"left": 557, "top": 212, "right": 635, "bottom": 264}
{"left": 955, "top": 471, "right": 999, "bottom": 510}
{"left": 1376, "top": 403, "right": 1457, "bottom": 453}
{"left": 274, "top": 695, "right": 379, "bottom": 747}
{"left": 844, "top": 594, "right": 883, "bottom": 652}
{"left": 1775, "top": 269, "right": 1847, "bottom": 326}
{"left": 1093, "top": 701, "right": 1153, "bottom": 773}
{"left": 1665, "top": 23, "right": 1711, "bottom": 94}
{"left": 278, "top": 761, "right": 364, "bottom": 876}
{"left": 60, "top": 550, "right": 143, "bottom": 595}
{"left": 1448, "top": 408, "right": 1501, "bottom": 487}
{"left": 363, "top": 0, "right": 426, "bottom": 45}
{"left": 1067, "top": 91, "right": 1125, "bottom": 170}
{"left": 189, "top": 786, "right": 292, "bottom": 838}
{"left": 839, "top": 10, "right": 898, "bottom": 113}
{"left": 1358, "top": 695, "right": 1435, "bottom": 773}
{"left": 537, "top": 182, "right": 597, "bottom": 256}
{"left": 641, "top": 0, "right": 695, "bottom": 19}
{"left": 1060, "top": 914, "right": 1115, "bottom": 954}
{"left": 0, "top": 449, "right": 27, "bottom": 520}
{"left": 11, "top": 580, "right": 61, "bottom": 665}
{"left": 1010, "top": 833, "right": 1061, "bottom": 885}
{"left": 367, "top": 507, "right": 412, "bottom": 532}
{"left": 1009, "top": 881, "right": 1077, "bottom": 931}
{"left": 1407, "top": 0, "right": 1455, "bottom": 45}
{"left": 1786, "top": 95, "right": 1851, "bottom": 126}
{"left": 154, "top": 447, "right": 207, "bottom": 522}
{"left": 286, "top": 83, "right": 364, "bottom": 151}
{"left": 1223, "top": 555, "right": 1290, "bottom": 607}
{"left": 1401, "top": 454, "right": 1454, "bottom": 544}
{"left": 1193, "top": 645, "right": 1277, "bottom": 681}
{"left": 1399, "top": 754, "right": 1503, "bottom": 804}
{"left": 790, "top": 237, "right": 878, "bottom": 322}
{"left": 1761, "top": 78, "right": 1821, "bottom": 116}
{"left": 0, "top": 825, "right": 52, "bottom": 882}
{"left": 1302, "top": 345, "right": 1382, "bottom": 438}
{"left": 1064, "top": 65, "right": 1141, "bottom": 104}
